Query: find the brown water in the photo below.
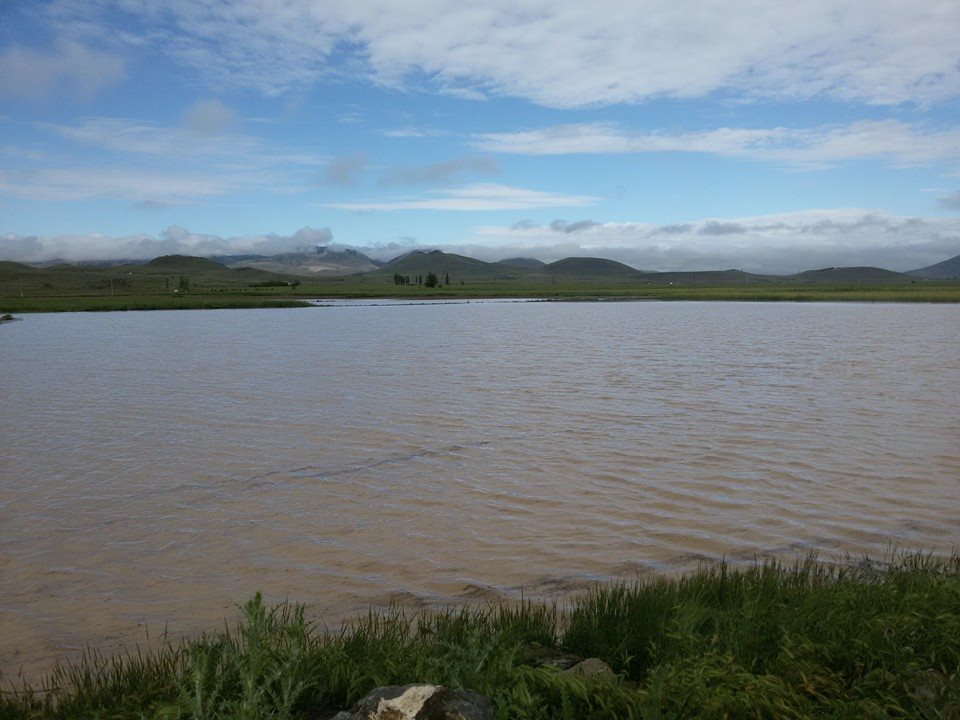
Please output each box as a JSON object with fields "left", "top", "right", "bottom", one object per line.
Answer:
{"left": 1, "top": 301, "right": 958, "bottom": 682}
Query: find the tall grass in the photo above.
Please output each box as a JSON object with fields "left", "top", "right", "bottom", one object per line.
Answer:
{"left": 3, "top": 553, "right": 958, "bottom": 719}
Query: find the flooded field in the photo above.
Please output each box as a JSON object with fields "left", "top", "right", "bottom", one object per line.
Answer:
{"left": 1, "top": 301, "right": 958, "bottom": 682}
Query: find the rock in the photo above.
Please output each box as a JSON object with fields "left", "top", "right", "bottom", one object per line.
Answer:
{"left": 516, "top": 642, "right": 583, "bottom": 671}
{"left": 332, "top": 683, "right": 493, "bottom": 720}
{"left": 564, "top": 657, "right": 615, "bottom": 679}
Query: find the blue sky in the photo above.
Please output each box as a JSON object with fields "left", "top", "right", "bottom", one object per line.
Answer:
{"left": 2, "top": 0, "right": 959, "bottom": 272}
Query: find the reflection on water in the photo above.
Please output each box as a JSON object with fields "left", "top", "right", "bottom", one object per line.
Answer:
{"left": 1, "top": 301, "right": 958, "bottom": 681}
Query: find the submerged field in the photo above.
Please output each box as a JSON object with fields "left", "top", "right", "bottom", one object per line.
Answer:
{"left": 3, "top": 554, "right": 958, "bottom": 719}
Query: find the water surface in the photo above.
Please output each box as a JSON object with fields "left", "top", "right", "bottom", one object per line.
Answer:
{"left": 1, "top": 301, "right": 958, "bottom": 680}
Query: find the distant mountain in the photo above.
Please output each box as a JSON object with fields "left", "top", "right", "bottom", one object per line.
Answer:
{"left": 210, "top": 254, "right": 269, "bottom": 265}
{"left": 907, "top": 253, "right": 960, "bottom": 279}
{"left": 0, "top": 261, "right": 36, "bottom": 283}
{"left": 786, "top": 266, "right": 912, "bottom": 283}
{"left": 146, "top": 255, "right": 226, "bottom": 271}
{"left": 223, "top": 247, "right": 379, "bottom": 276}
{"left": 635, "top": 269, "right": 769, "bottom": 284}
{"left": 496, "top": 257, "right": 546, "bottom": 270}
{"left": 376, "top": 250, "right": 520, "bottom": 280}
{"left": 541, "top": 257, "right": 641, "bottom": 278}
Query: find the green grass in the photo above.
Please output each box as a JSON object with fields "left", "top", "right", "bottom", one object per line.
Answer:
{"left": 289, "top": 279, "right": 960, "bottom": 303}
{"left": 4, "top": 257, "right": 960, "bottom": 311}
{"left": 3, "top": 552, "right": 959, "bottom": 719}
{"left": 0, "top": 295, "right": 312, "bottom": 312}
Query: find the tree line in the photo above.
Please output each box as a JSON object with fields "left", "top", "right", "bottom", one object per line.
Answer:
{"left": 393, "top": 272, "right": 450, "bottom": 287}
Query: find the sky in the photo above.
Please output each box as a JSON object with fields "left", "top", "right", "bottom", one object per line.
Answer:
{"left": 2, "top": 0, "right": 960, "bottom": 273}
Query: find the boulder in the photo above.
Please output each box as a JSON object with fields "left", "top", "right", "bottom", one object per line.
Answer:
{"left": 332, "top": 684, "right": 493, "bottom": 720}
{"left": 564, "top": 657, "right": 615, "bottom": 679}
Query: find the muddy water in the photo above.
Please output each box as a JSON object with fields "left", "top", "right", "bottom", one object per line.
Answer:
{"left": 1, "top": 301, "right": 958, "bottom": 682}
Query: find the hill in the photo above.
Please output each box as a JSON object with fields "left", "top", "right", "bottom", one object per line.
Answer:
{"left": 223, "top": 247, "right": 379, "bottom": 276}
{"left": 0, "top": 261, "right": 34, "bottom": 275}
{"left": 146, "top": 255, "right": 226, "bottom": 272}
{"left": 541, "top": 257, "right": 641, "bottom": 278}
{"left": 0, "top": 254, "right": 301, "bottom": 302}
{"left": 496, "top": 257, "right": 546, "bottom": 270}
{"left": 374, "top": 250, "right": 525, "bottom": 280}
{"left": 785, "top": 266, "right": 912, "bottom": 283}
{"left": 907, "top": 253, "right": 960, "bottom": 279}
{"left": 636, "top": 269, "right": 768, "bottom": 284}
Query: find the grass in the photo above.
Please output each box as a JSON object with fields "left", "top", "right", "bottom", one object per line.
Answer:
{"left": 0, "top": 295, "right": 312, "bottom": 312}
{"left": 3, "top": 258, "right": 960, "bottom": 311}
{"left": 286, "top": 278, "right": 960, "bottom": 303}
{"left": 3, "top": 552, "right": 958, "bottom": 719}
{"left": 5, "top": 283, "right": 959, "bottom": 313}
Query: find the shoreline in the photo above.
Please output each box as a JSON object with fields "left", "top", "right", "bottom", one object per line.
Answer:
{"left": 3, "top": 285, "right": 960, "bottom": 313}
{"left": 3, "top": 552, "right": 958, "bottom": 718}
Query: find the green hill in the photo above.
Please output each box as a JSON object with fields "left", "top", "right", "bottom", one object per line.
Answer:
{"left": 786, "top": 266, "right": 912, "bottom": 283}
{"left": 0, "top": 261, "right": 35, "bottom": 276}
{"left": 373, "top": 250, "right": 522, "bottom": 281}
{"left": 225, "top": 248, "right": 380, "bottom": 276}
{"left": 0, "top": 254, "right": 301, "bottom": 302}
{"left": 146, "top": 255, "right": 226, "bottom": 271}
{"left": 496, "top": 257, "right": 546, "bottom": 270}
{"left": 541, "top": 257, "right": 641, "bottom": 278}
{"left": 636, "top": 269, "right": 768, "bottom": 284}
{"left": 907, "top": 253, "right": 960, "bottom": 279}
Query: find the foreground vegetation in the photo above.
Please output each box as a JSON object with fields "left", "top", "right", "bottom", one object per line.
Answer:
{"left": 3, "top": 553, "right": 959, "bottom": 719}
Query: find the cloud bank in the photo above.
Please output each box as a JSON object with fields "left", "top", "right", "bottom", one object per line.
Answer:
{"left": 464, "top": 211, "right": 960, "bottom": 274}
{"left": 47, "top": 0, "right": 960, "bottom": 107}
{"left": 0, "top": 116, "right": 325, "bottom": 205}
{"left": 4, "top": 212, "right": 958, "bottom": 275}
{"left": 0, "top": 226, "right": 335, "bottom": 263}
{"left": 474, "top": 121, "right": 960, "bottom": 168}
{"left": 0, "top": 38, "right": 125, "bottom": 102}
{"left": 323, "top": 183, "right": 599, "bottom": 211}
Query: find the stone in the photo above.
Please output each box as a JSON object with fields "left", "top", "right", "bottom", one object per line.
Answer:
{"left": 564, "top": 657, "right": 615, "bottom": 679}
{"left": 332, "top": 683, "right": 494, "bottom": 720}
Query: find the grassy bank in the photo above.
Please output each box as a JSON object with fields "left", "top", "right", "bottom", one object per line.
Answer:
{"left": 3, "top": 553, "right": 958, "bottom": 719}
{"left": 285, "top": 280, "right": 960, "bottom": 303}
{"left": 0, "top": 295, "right": 313, "bottom": 312}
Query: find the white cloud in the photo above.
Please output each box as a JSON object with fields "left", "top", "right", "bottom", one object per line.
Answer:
{"left": 0, "top": 38, "right": 125, "bottom": 101}
{"left": 0, "top": 167, "right": 228, "bottom": 202}
{"left": 0, "top": 225, "right": 335, "bottom": 263}
{"left": 939, "top": 192, "right": 960, "bottom": 210}
{"left": 47, "top": 116, "right": 322, "bottom": 165}
{"left": 464, "top": 210, "right": 960, "bottom": 273}
{"left": 379, "top": 156, "right": 498, "bottom": 186}
{"left": 324, "top": 183, "right": 599, "bottom": 211}
{"left": 382, "top": 127, "right": 450, "bottom": 138}
{"left": 46, "top": 1, "right": 960, "bottom": 107}
{"left": 1, "top": 116, "right": 325, "bottom": 204}
{"left": 48, "top": 117, "right": 251, "bottom": 158}
{"left": 324, "top": 154, "right": 369, "bottom": 186}
{"left": 474, "top": 121, "right": 960, "bottom": 168}
{"left": 181, "top": 98, "right": 237, "bottom": 135}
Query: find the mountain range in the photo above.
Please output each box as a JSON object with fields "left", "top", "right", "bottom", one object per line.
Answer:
{"left": 362, "top": 249, "right": 960, "bottom": 284}
{"left": 9, "top": 247, "right": 960, "bottom": 283}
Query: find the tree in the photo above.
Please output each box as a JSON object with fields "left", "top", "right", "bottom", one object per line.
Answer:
{"left": 444, "top": 272, "right": 450, "bottom": 285}
{"left": 424, "top": 272, "right": 439, "bottom": 288}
